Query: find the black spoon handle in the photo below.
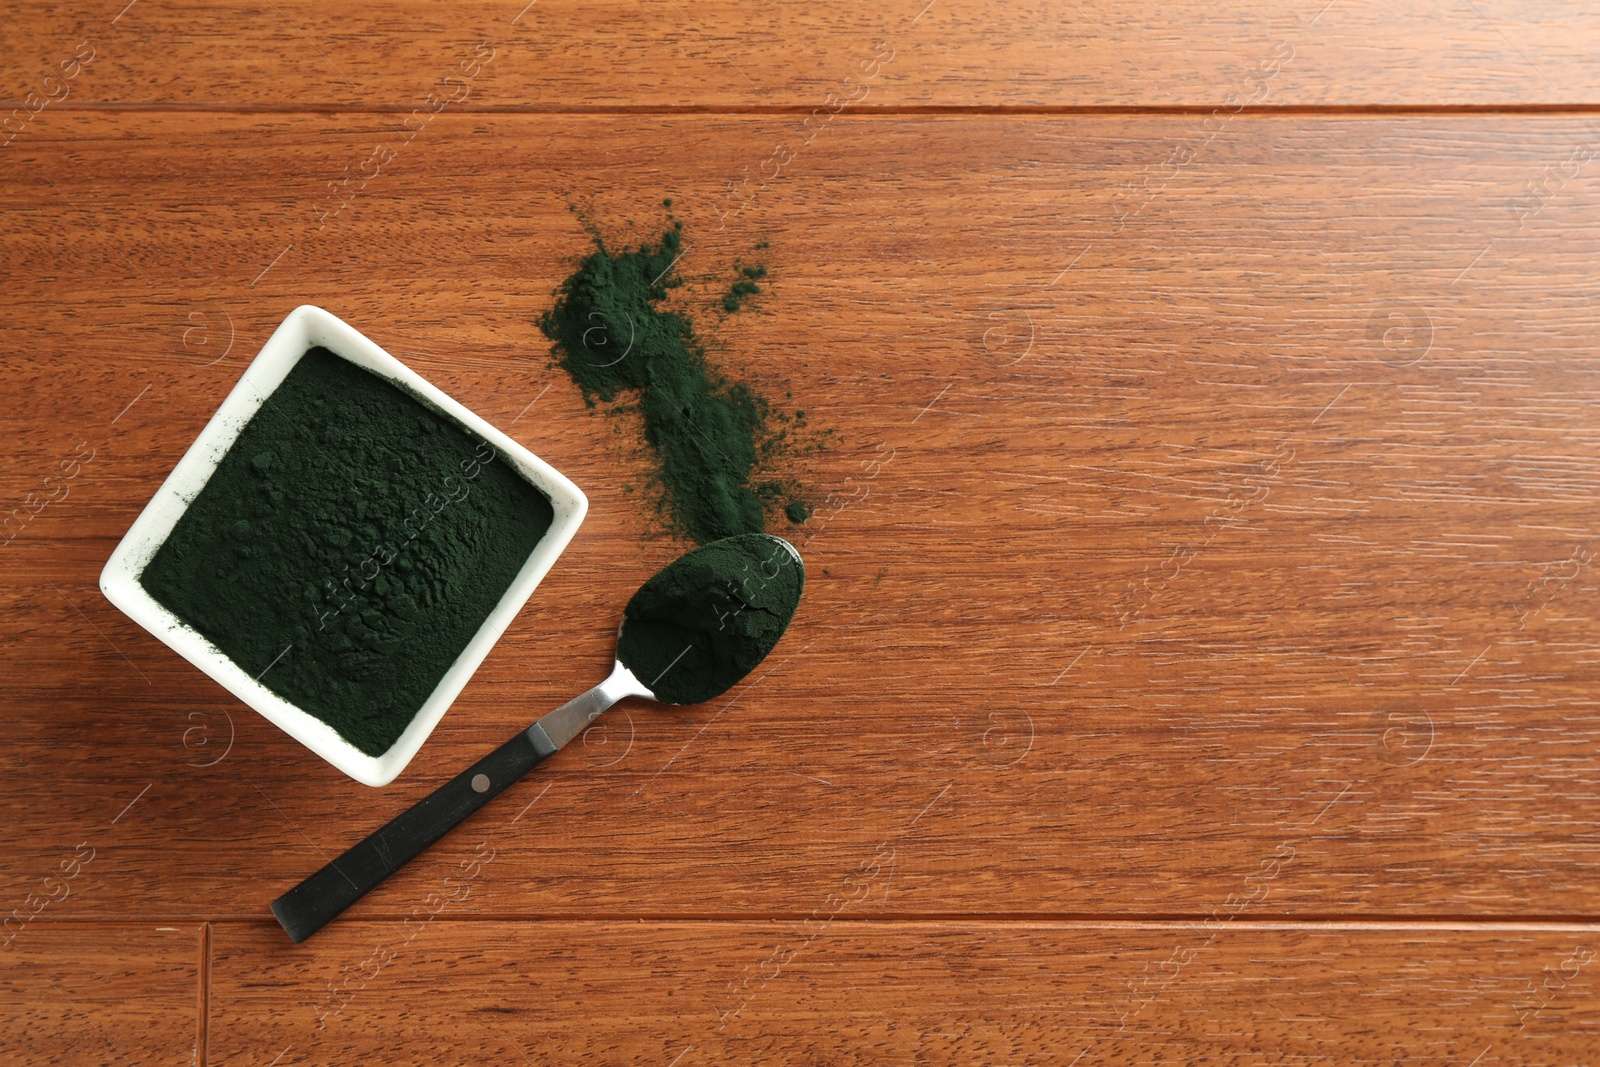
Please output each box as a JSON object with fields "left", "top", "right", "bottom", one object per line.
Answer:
{"left": 270, "top": 729, "right": 544, "bottom": 943}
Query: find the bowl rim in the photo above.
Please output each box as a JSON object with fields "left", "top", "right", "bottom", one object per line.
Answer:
{"left": 98, "top": 304, "right": 587, "bottom": 786}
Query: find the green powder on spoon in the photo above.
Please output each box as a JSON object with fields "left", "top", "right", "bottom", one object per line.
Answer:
{"left": 618, "top": 533, "right": 804, "bottom": 705}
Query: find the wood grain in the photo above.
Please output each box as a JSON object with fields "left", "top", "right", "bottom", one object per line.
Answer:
{"left": 0, "top": 922, "right": 200, "bottom": 1064}
{"left": 207, "top": 919, "right": 1600, "bottom": 1064}
{"left": 5, "top": 113, "right": 1600, "bottom": 926}
{"left": 5, "top": 3, "right": 1600, "bottom": 1060}
{"left": 3, "top": 1, "right": 1600, "bottom": 111}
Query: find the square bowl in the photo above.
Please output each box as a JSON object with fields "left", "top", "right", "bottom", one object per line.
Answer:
{"left": 100, "top": 304, "right": 586, "bottom": 787}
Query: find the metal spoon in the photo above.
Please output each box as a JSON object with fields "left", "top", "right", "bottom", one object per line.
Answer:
{"left": 271, "top": 533, "right": 804, "bottom": 942}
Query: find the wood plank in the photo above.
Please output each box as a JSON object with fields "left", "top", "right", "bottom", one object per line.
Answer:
{"left": 0, "top": 922, "right": 200, "bottom": 1064}
{"left": 2, "top": 1, "right": 1599, "bottom": 112}
{"left": 208, "top": 919, "right": 1600, "bottom": 1064}
{"left": 3, "top": 112, "right": 1600, "bottom": 923}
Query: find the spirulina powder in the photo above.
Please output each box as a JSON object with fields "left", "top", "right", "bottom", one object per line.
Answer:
{"left": 140, "top": 348, "right": 554, "bottom": 757}
{"left": 618, "top": 533, "right": 804, "bottom": 705}
{"left": 540, "top": 220, "right": 810, "bottom": 544}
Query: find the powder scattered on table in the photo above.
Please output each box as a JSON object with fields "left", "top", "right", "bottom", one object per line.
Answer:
{"left": 722, "top": 262, "right": 767, "bottom": 313}
{"left": 140, "top": 347, "right": 554, "bottom": 757}
{"left": 538, "top": 219, "right": 813, "bottom": 543}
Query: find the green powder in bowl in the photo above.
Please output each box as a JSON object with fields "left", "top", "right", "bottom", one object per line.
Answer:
{"left": 140, "top": 348, "right": 553, "bottom": 757}
{"left": 101, "top": 306, "right": 588, "bottom": 786}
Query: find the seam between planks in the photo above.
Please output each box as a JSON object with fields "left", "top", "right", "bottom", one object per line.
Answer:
{"left": 33, "top": 915, "right": 1600, "bottom": 927}
{"left": 7, "top": 103, "right": 1600, "bottom": 116}
{"left": 197, "top": 921, "right": 211, "bottom": 1067}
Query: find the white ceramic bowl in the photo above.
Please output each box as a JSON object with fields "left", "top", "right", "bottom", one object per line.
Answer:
{"left": 100, "top": 305, "right": 587, "bottom": 786}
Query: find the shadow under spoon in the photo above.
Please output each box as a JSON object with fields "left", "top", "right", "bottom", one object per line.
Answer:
{"left": 271, "top": 532, "right": 805, "bottom": 943}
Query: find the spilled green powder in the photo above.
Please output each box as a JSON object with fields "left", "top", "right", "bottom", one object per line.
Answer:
{"left": 618, "top": 534, "right": 804, "bottom": 705}
{"left": 539, "top": 222, "right": 808, "bottom": 542}
{"left": 140, "top": 348, "right": 554, "bottom": 757}
{"left": 723, "top": 263, "right": 767, "bottom": 312}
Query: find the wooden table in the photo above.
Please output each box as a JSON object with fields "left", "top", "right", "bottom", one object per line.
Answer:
{"left": 5, "top": 2, "right": 1600, "bottom": 1062}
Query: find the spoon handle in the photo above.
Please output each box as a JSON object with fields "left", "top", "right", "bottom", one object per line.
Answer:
{"left": 270, "top": 729, "right": 546, "bottom": 943}
{"left": 271, "top": 665, "right": 647, "bottom": 943}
